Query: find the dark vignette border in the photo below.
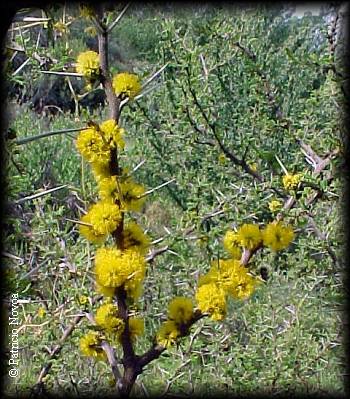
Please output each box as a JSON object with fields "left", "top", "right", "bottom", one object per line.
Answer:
{"left": 0, "top": 2, "right": 349, "bottom": 399}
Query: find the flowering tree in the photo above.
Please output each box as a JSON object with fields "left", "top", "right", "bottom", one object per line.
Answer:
{"left": 68, "top": 5, "right": 296, "bottom": 396}
{"left": 4, "top": 3, "right": 345, "bottom": 397}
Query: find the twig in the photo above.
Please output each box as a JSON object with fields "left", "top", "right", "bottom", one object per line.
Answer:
{"left": 41, "top": 70, "right": 84, "bottom": 77}
{"left": 182, "top": 64, "right": 264, "bottom": 182}
{"left": 12, "top": 16, "right": 51, "bottom": 23}
{"left": 306, "top": 214, "right": 338, "bottom": 266}
{"left": 130, "top": 159, "right": 145, "bottom": 175}
{"left": 9, "top": 21, "right": 49, "bottom": 31}
{"left": 98, "top": 19, "right": 120, "bottom": 120}
{"left": 138, "top": 178, "right": 176, "bottom": 198}
{"left": 146, "top": 246, "right": 170, "bottom": 262}
{"left": 15, "top": 127, "right": 87, "bottom": 145}
{"left": 101, "top": 341, "right": 123, "bottom": 383}
{"left": 119, "top": 64, "right": 168, "bottom": 110}
{"left": 275, "top": 155, "right": 289, "bottom": 175}
{"left": 107, "top": 3, "right": 131, "bottom": 33}
{"left": 15, "top": 185, "right": 68, "bottom": 204}
{"left": 66, "top": 76, "right": 80, "bottom": 117}
{"left": 199, "top": 54, "right": 208, "bottom": 80}
{"left": 141, "top": 63, "right": 168, "bottom": 91}
{"left": 35, "top": 296, "right": 103, "bottom": 387}
{"left": 137, "top": 310, "right": 204, "bottom": 370}
{"left": 12, "top": 57, "right": 31, "bottom": 76}
{"left": 64, "top": 218, "right": 90, "bottom": 226}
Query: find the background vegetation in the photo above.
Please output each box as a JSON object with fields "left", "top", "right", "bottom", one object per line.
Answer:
{"left": 3, "top": 3, "right": 347, "bottom": 396}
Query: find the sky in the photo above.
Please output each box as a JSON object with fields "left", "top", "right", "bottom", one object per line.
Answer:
{"left": 292, "top": 3, "right": 323, "bottom": 17}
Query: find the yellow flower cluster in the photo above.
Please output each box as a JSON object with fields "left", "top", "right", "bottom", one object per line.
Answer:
{"left": 95, "top": 303, "right": 124, "bottom": 335}
{"left": 79, "top": 201, "right": 122, "bottom": 243}
{"left": 218, "top": 153, "right": 227, "bottom": 165}
{"left": 120, "top": 178, "right": 146, "bottom": 212}
{"left": 236, "top": 223, "right": 262, "bottom": 250}
{"left": 168, "top": 297, "right": 194, "bottom": 325}
{"left": 78, "top": 295, "right": 89, "bottom": 305}
{"left": 122, "top": 221, "right": 150, "bottom": 255}
{"left": 223, "top": 230, "right": 241, "bottom": 259}
{"left": 195, "top": 282, "right": 227, "bottom": 321}
{"left": 76, "top": 127, "right": 110, "bottom": 165}
{"left": 95, "top": 247, "right": 146, "bottom": 300}
{"left": 100, "top": 120, "right": 125, "bottom": 150}
{"left": 195, "top": 218, "right": 292, "bottom": 323}
{"left": 112, "top": 72, "right": 141, "bottom": 100}
{"left": 223, "top": 221, "right": 294, "bottom": 255}
{"left": 199, "top": 259, "right": 258, "bottom": 300}
{"left": 97, "top": 175, "right": 120, "bottom": 200}
{"left": 156, "top": 296, "right": 193, "bottom": 348}
{"left": 156, "top": 320, "right": 180, "bottom": 348}
{"left": 84, "top": 26, "right": 98, "bottom": 37}
{"left": 80, "top": 331, "right": 106, "bottom": 360}
{"left": 127, "top": 317, "right": 145, "bottom": 342}
{"left": 37, "top": 307, "right": 46, "bottom": 318}
{"left": 76, "top": 108, "right": 149, "bottom": 359}
{"left": 97, "top": 175, "right": 146, "bottom": 212}
{"left": 262, "top": 222, "right": 294, "bottom": 252}
{"left": 248, "top": 162, "right": 258, "bottom": 172}
{"left": 268, "top": 199, "right": 282, "bottom": 213}
{"left": 282, "top": 173, "right": 302, "bottom": 191}
{"left": 76, "top": 120, "right": 125, "bottom": 167}
{"left": 54, "top": 21, "right": 68, "bottom": 34}
{"left": 76, "top": 51, "right": 100, "bottom": 80}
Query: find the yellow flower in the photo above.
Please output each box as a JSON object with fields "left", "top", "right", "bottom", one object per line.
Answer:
{"left": 122, "top": 221, "right": 150, "bottom": 255}
{"left": 232, "top": 272, "right": 259, "bottom": 300}
{"left": 128, "top": 317, "right": 144, "bottom": 341}
{"left": 248, "top": 162, "right": 258, "bottom": 172}
{"left": 156, "top": 321, "right": 180, "bottom": 348}
{"left": 78, "top": 295, "right": 89, "bottom": 305}
{"left": 81, "top": 201, "right": 122, "bottom": 237}
{"left": 91, "top": 162, "right": 111, "bottom": 182}
{"left": 98, "top": 176, "right": 120, "bottom": 202}
{"left": 218, "top": 153, "right": 227, "bottom": 165}
{"left": 76, "top": 51, "right": 100, "bottom": 80}
{"left": 79, "top": 212, "right": 107, "bottom": 244}
{"left": 80, "top": 331, "right": 106, "bottom": 360}
{"left": 262, "top": 222, "right": 294, "bottom": 252}
{"left": 76, "top": 127, "right": 110, "bottom": 165}
{"left": 95, "top": 247, "right": 124, "bottom": 287}
{"left": 236, "top": 223, "right": 262, "bottom": 250}
{"left": 96, "top": 283, "right": 116, "bottom": 298}
{"left": 100, "top": 119, "right": 125, "bottom": 150}
{"left": 282, "top": 173, "right": 302, "bottom": 191}
{"left": 112, "top": 72, "right": 141, "bottom": 100}
{"left": 54, "top": 21, "right": 68, "bottom": 34}
{"left": 76, "top": 120, "right": 125, "bottom": 166}
{"left": 95, "top": 303, "right": 124, "bottom": 334}
{"left": 223, "top": 230, "right": 241, "bottom": 259}
{"left": 198, "top": 259, "right": 259, "bottom": 301}
{"left": 268, "top": 199, "right": 282, "bottom": 213}
{"left": 168, "top": 297, "right": 194, "bottom": 325}
{"left": 195, "top": 282, "right": 227, "bottom": 321}
{"left": 37, "top": 307, "right": 46, "bottom": 318}
{"left": 98, "top": 175, "right": 146, "bottom": 212}
{"left": 120, "top": 178, "right": 146, "bottom": 212}
{"left": 209, "top": 259, "right": 242, "bottom": 290}
{"left": 197, "top": 235, "right": 208, "bottom": 247}
{"left": 95, "top": 248, "right": 146, "bottom": 293}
